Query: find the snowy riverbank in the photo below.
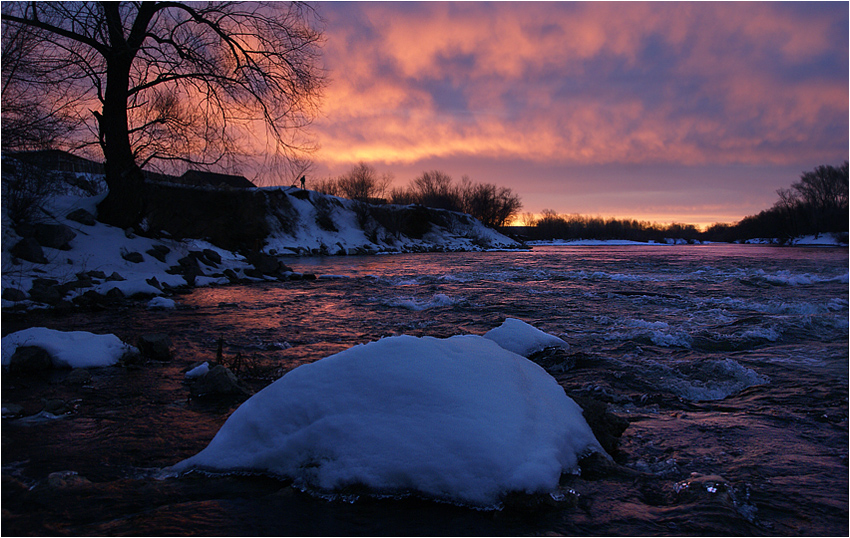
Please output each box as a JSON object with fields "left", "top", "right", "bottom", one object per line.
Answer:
{"left": 1, "top": 174, "right": 519, "bottom": 309}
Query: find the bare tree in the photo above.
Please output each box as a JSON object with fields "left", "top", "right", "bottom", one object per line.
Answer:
{"left": 1, "top": 22, "right": 82, "bottom": 151}
{"left": 336, "top": 162, "right": 392, "bottom": 202}
{"left": 1, "top": 2, "right": 326, "bottom": 228}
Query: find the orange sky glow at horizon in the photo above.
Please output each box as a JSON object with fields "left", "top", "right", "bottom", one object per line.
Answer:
{"left": 279, "top": 2, "right": 847, "bottom": 227}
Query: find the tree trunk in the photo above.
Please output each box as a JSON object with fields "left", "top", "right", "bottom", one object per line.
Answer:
{"left": 95, "top": 26, "right": 146, "bottom": 229}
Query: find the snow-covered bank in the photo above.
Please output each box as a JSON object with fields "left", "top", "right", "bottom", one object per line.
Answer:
{"left": 171, "top": 319, "right": 604, "bottom": 508}
{"left": 2, "top": 171, "right": 519, "bottom": 309}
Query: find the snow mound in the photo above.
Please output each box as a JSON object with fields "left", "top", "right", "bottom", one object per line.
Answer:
{"left": 171, "top": 334, "right": 602, "bottom": 507}
{"left": 483, "top": 318, "right": 569, "bottom": 357}
{"left": 1, "top": 327, "right": 136, "bottom": 368}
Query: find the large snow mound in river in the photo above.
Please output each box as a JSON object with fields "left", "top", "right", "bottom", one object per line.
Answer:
{"left": 171, "top": 333, "right": 602, "bottom": 507}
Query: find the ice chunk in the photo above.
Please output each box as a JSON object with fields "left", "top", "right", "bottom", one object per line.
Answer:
{"left": 171, "top": 334, "right": 601, "bottom": 508}
{"left": 483, "top": 318, "right": 569, "bottom": 357}
{"left": 1, "top": 327, "right": 135, "bottom": 368}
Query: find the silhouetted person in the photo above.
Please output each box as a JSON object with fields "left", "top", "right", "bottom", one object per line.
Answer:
{"left": 300, "top": 175, "right": 306, "bottom": 189}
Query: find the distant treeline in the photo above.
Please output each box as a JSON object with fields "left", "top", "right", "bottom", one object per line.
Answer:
{"left": 703, "top": 162, "right": 848, "bottom": 242}
{"left": 315, "top": 164, "right": 522, "bottom": 228}
{"left": 520, "top": 162, "right": 848, "bottom": 244}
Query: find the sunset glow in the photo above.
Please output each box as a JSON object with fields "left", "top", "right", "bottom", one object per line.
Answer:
{"left": 304, "top": 2, "right": 847, "bottom": 226}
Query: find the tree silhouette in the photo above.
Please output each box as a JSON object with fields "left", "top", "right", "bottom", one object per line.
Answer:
{"left": 1, "top": 2, "right": 325, "bottom": 228}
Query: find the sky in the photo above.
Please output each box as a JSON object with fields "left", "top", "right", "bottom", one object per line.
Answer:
{"left": 306, "top": 1, "right": 848, "bottom": 227}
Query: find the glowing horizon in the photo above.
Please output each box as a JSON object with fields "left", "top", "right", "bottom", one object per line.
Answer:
{"left": 298, "top": 2, "right": 848, "bottom": 227}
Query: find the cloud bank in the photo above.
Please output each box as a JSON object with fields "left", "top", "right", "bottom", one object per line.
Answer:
{"left": 309, "top": 2, "right": 847, "bottom": 225}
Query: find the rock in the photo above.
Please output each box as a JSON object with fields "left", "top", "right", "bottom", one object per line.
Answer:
{"left": 137, "top": 333, "right": 173, "bottom": 361}
{"left": 302, "top": 273, "right": 317, "bottom": 281}
{"left": 2, "top": 404, "right": 24, "bottom": 418}
{"left": 146, "top": 276, "right": 162, "bottom": 290}
{"left": 64, "top": 369, "right": 91, "bottom": 385}
{"left": 66, "top": 208, "right": 96, "bottom": 226}
{"left": 105, "top": 272, "right": 126, "bottom": 282}
{"left": 9, "top": 346, "right": 54, "bottom": 373}
{"left": 188, "top": 364, "right": 251, "bottom": 399}
{"left": 42, "top": 398, "right": 69, "bottom": 415}
{"left": 202, "top": 249, "right": 222, "bottom": 264}
{"left": 2, "top": 288, "right": 28, "bottom": 302}
{"left": 46, "top": 471, "right": 91, "bottom": 488}
{"left": 570, "top": 394, "right": 629, "bottom": 458}
{"left": 121, "top": 250, "right": 144, "bottom": 263}
{"left": 245, "top": 251, "right": 283, "bottom": 275}
{"left": 11, "top": 237, "right": 48, "bottom": 264}
{"left": 223, "top": 268, "right": 240, "bottom": 283}
{"left": 85, "top": 270, "right": 108, "bottom": 280}
{"left": 146, "top": 248, "right": 168, "bottom": 262}
{"left": 29, "top": 281, "right": 63, "bottom": 305}
{"left": 34, "top": 223, "right": 77, "bottom": 250}
{"left": 105, "top": 287, "right": 125, "bottom": 300}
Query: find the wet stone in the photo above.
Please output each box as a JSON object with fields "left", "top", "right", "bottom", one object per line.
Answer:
{"left": 137, "top": 333, "right": 173, "bottom": 361}
{"left": 9, "top": 347, "right": 54, "bottom": 374}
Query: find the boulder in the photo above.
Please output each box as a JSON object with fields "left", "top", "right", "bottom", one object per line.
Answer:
{"left": 121, "top": 250, "right": 144, "bottom": 263}
{"left": 34, "top": 224, "right": 76, "bottom": 250}
{"left": 105, "top": 287, "right": 125, "bottom": 300}
{"left": 2, "top": 288, "right": 28, "bottom": 302}
{"left": 105, "top": 272, "right": 126, "bottom": 282}
{"left": 29, "top": 281, "right": 63, "bottom": 305}
{"left": 11, "top": 237, "right": 47, "bottom": 264}
{"left": 146, "top": 247, "right": 168, "bottom": 263}
{"left": 245, "top": 251, "right": 284, "bottom": 275}
{"left": 188, "top": 364, "right": 251, "bottom": 399}
{"left": 223, "top": 269, "right": 240, "bottom": 283}
{"left": 64, "top": 369, "right": 92, "bottom": 385}
{"left": 136, "top": 333, "right": 173, "bottom": 361}
{"left": 66, "top": 208, "right": 96, "bottom": 226}
{"left": 9, "top": 346, "right": 53, "bottom": 373}
{"left": 202, "top": 248, "right": 222, "bottom": 265}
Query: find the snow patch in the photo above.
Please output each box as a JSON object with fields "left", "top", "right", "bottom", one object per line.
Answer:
{"left": 1, "top": 327, "right": 136, "bottom": 368}
{"left": 483, "top": 318, "right": 569, "bottom": 357}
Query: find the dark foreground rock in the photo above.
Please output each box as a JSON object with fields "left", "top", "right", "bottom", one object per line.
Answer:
{"left": 136, "top": 333, "right": 173, "bottom": 361}
{"left": 187, "top": 364, "right": 252, "bottom": 399}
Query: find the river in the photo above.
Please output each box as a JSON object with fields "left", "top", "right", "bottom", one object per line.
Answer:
{"left": 2, "top": 244, "right": 847, "bottom": 535}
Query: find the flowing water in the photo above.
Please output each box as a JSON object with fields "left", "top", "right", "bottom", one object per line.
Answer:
{"left": 2, "top": 244, "right": 847, "bottom": 536}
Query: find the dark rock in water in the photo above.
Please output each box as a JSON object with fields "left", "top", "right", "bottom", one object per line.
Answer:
{"left": 45, "top": 471, "right": 91, "bottom": 489}
{"left": 203, "top": 248, "right": 222, "bottom": 265}
{"left": 245, "top": 251, "right": 283, "bottom": 275}
{"left": 64, "top": 369, "right": 92, "bottom": 385}
{"left": 121, "top": 250, "right": 144, "bottom": 263}
{"left": 569, "top": 394, "right": 630, "bottom": 459}
{"left": 242, "top": 268, "right": 265, "bottom": 279}
{"left": 2, "top": 403, "right": 24, "bottom": 418}
{"left": 11, "top": 237, "right": 48, "bottom": 264}
{"left": 34, "top": 223, "right": 77, "bottom": 250}
{"left": 9, "top": 346, "right": 53, "bottom": 373}
{"left": 528, "top": 347, "right": 576, "bottom": 374}
{"left": 188, "top": 364, "right": 252, "bottom": 399}
{"left": 42, "top": 398, "right": 69, "bottom": 415}
{"left": 137, "top": 333, "right": 173, "bottom": 361}
{"left": 2, "top": 288, "right": 28, "bottom": 302}
{"left": 302, "top": 273, "right": 317, "bottom": 281}
{"left": 66, "top": 208, "right": 96, "bottom": 226}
